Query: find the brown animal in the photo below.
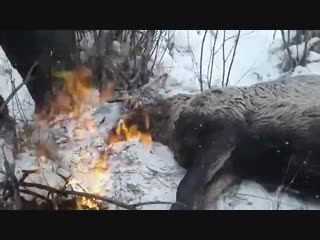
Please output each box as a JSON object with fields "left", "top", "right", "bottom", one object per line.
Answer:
{"left": 126, "top": 74, "right": 320, "bottom": 210}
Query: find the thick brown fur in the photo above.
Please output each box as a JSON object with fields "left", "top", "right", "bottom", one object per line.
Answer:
{"left": 128, "top": 75, "right": 320, "bottom": 210}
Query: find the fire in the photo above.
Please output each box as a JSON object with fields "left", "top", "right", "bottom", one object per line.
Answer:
{"left": 61, "top": 67, "right": 94, "bottom": 118}
{"left": 33, "top": 65, "right": 152, "bottom": 210}
{"left": 71, "top": 149, "right": 110, "bottom": 210}
{"left": 76, "top": 197, "right": 99, "bottom": 210}
{"left": 75, "top": 152, "right": 109, "bottom": 210}
{"left": 36, "top": 66, "right": 115, "bottom": 124}
{"left": 107, "top": 111, "right": 152, "bottom": 152}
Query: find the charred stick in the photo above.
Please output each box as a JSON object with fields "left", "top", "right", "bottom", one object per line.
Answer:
{"left": 19, "top": 169, "right": 39, "bottom": 185}
{"left": 107, "top": 99, "right": 125, "bottom": 104}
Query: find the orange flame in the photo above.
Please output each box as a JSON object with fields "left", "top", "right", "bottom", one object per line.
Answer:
{"left": 35, "top": 66, "right": 104, "bottom": 124}
{"left": 75, "top": 151, "right": 109, "bottom": 210}
{"left": 34, "top": 66, "right": 112, "bottom": 210}
{"left": 107, "top": 111, "right": 152, "bottom": 152}
{"left": 34, "top": 65, "right": 153, "bottom": 210}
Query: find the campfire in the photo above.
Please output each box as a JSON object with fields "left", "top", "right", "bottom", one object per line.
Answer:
{"left": 20, "top": 66, "right": 155, "bottom": 210}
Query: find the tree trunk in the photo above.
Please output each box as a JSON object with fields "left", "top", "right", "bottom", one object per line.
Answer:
{"left": 0, "top": 30, "right": 78, "bottom": 113}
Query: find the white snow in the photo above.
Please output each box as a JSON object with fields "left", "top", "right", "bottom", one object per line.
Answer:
{"left": 157, "top": 30, "right": 283, "bottom": 97}
{"left": 1, "top": 30, "right": 320, "bottom": 210}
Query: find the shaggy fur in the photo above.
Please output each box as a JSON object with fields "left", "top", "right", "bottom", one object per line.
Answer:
{"left": 128, "top": 75, "right": 320, "bottom": 210}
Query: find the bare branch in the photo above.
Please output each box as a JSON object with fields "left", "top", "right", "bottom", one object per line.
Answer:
{"left": 234, "top": 62, "right": 256, "bottom": 86}
{"left": 19, "top": 188, "right": 48, "bottom": 201}
{"left": 221, "top": 30, "right": 226, "bottom": 87}
{"left": 20, "top": 181, "right": 184, "bottom": 210}
{"left": 214, "top": 31, "right": 255, "bottom": 56}
{"left": 20, "top": 181, "right": 135, "bottom": 209}
{"left": 273, "top": 30, "right": 277, "bottom": 40}
{"left": 300, "top": 38, "right": 308, "bottom": 66}
{"left": 18, "top": 169, "right": 39, "bottom": 185}
{"left": 226, "top": 30, "right": 241, "bottom": 87}
{"left": 280, "top": 30, "right": 297, "bottom": 70}
{"left": 130, "top": 30, "right": 155, "bottom": 88}
{"left": 158, "top": 31, "right": 173, "bottom": 67}
{"left": 151, "top": 30, "right": 164, "bottom": 73}
{"left": 131, "top": 31, "right": 137, "bottom": 74}
{"left": 199, "top": 30, "right": 208, "bottom": 92}
{"left": 208, "top": 30, "right": 219, "bottom": 89}
{"left": 0, "top": 61, "right": 39, "bottom": 114}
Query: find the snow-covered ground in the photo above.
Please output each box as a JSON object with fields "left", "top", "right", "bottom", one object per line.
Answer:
{"left": 1, "top": 30, "right": 320, "bottom": 210}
